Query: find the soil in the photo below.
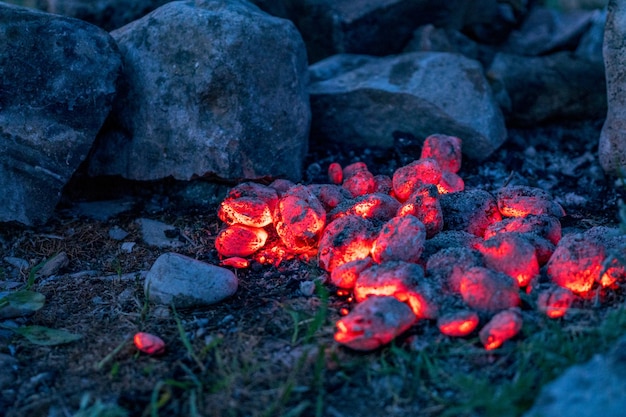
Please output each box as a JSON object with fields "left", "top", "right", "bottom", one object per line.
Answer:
{"left": 1, "top": 118, "right": 625, "bottom": 417}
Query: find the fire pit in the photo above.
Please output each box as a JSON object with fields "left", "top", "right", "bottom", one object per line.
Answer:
{"left": 215, "top": 134, "right": 626, "bottom": 351}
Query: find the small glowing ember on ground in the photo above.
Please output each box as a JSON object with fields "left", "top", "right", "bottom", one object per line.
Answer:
{"left": 214, "top": 134, "right": 625, "bottom": 352}
{"left": 134, "top": 332, "right": 165, "bottom": 355}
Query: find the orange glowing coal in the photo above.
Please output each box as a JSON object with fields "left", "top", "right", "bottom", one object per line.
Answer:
{"left": 437, "top": 310, "right": 480, "bottom": 337}
{"left": 214, "top": 133, "right": 623, "bottom": 352}
{"left": 215, "top": 224, "right": 268, "bottom": 258}
{"left": 134, "top": 332, "right": 165, "bottom": 355}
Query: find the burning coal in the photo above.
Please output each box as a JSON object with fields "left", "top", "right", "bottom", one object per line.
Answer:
{"left": 214, "top": 133, "right": 625, "bottom": 351}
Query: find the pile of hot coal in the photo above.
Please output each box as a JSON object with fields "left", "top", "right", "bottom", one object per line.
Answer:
{"left": 215, "top": 134, "right": 626, "bottom": 351}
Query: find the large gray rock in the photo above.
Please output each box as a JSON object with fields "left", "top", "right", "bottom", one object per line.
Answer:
{"left": 3, "top": 0, "right": 169, "bottom": 31}
{"left": 309, "top": 52, "right": 507, "bottom": 161}
{"left": 487, "top": 51, "right": 606, "bottom": 126}
{"left": 502, "top": 7, "right": 595, "bottom": 56}
{"left": 145, "top": 252, "right": 238, "bottom": 308}
{"left": 599, "top": 0, "right": 626, "bottom": 176}
{"left": 253, "top": 0, "right": 499, "bottom": 63}
{"left": 88, "top": 0, "right": 310, "bottom": 182}
{"left": 0, "top": 3, "right": 121, "bottom": 226}
{"left": 524, "top": 335, "right": 626, "bottom": 417}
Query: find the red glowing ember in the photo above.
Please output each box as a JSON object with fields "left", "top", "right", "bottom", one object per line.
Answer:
{"left": 354, "top": 261, "right": 438, "bottom": 319}
{"left": 392, "top": 158, "right": 442, "bottom": 201}
{"left": 328, "top": 162, "right": 343, "bottom": 184}
{"left": 437, "top": 310, "right": 480, "bottom": 337}
{"left": 134, "top": 332, "right": 165, "bottom": 355}
{"left": 218, "top": 182, "right": 278, "bottom": 228}
{"left": 497, "top": 185, "right": 566, "bottom": 218}
{"left": 330, "top": 257, "right": 374, "bottom": 289}
{"left": 215, "top": 224, "right": 268, "bottom": 257}
{"left": 334, "top": 296, "right": 417, "bottom": 351}
{"left": 458, "top": 267, "right": 520, "bottom": 313}
{"left": 537, "top": 286, "right": 576, "bottom": 318}
{"left": 420, "top": 134, "right": 462, "bottom": 174}
{"left": 318, "top": 215, "right": 377, "bottom": 272}
{"left": 476, "top": 233, "right": 539, "bottom": 287}
{"left": 479, "top": 308, "right": 523, "bottom": 350}
{"left": 214, "top": 133, "right": 624, "bottom": 352}
{"left": 397, "top": 185, "right": 444, "bottom": 238}
{"left": 371, "top": 216, "right": 426, "bottom": 264}
{"left": 274, "top": 185, "right": 326, "bottom": 253}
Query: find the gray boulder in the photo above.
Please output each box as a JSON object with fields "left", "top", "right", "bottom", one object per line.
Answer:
{"left": 487, "top": 51, "right": 606, "bottom": 126}
{"left": 524, "top": 335, "right": 626, "bottom": 417}
{"left": 253, "top": 0, "right": 499, "bottom": 63}
{"left": 0, "top": 3, "right": 121, "bottom": 226}
{"left": 309, "top": 52, "right": 507, "bottom": 161}
{"left": 3, "top": 0, "right": 170, "bottom": 31}
{"left": 88, "top": 0, "right": 310, "bottom": 182}
{"left": 599, "top": 0, "right": 626, "bottom": 176}
{"left": 145, "top": 252, "right": 238, "bottom": 309}
{"left": 501, "top": 7, "right": 595, "bottom": 56}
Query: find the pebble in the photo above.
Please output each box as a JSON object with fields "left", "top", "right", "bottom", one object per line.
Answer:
{"left": 145, "top": 253, "right": 238, "bottom": 309}
{"left": 136, "top": 218, "right": 183, "bottom": 248}
{"left": 108, "top": 226, "right": 129, "bottom": 240}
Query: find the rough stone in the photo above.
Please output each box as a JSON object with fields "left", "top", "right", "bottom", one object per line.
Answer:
{"left": 88, "top": 0, "right": 310, "bottom": 182}
{"left": 487, "top": 51, "right": 606, "bottom": 126}
{"left": 599, "top": 0, "right": 626, "bottom": 176}
{"left": 136, "top": 218, "right": 183, "bottom": 249}
{"left": 145, "top": 252, "right": 238, "bottom": 308}
{"left": 309, "top": 52, "right": 507, "bottom": 161}
{"left": 0, "top": 3, "right": 122, "bottom": 225}
{"left": 4, "top": 0, "right": 170, "bottom": 31}
{"left": 524, "top": 335, "right": 626, "bottom": 417}
{"left": 259, "top": 0, "right": 499, "bottom": 64}
{"left": 502, "top": 7, "right": 595, "bottom": 56}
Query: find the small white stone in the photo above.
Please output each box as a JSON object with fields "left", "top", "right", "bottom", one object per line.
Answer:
{"left": 145, "top": 253, "right": 238, "bottom": 308}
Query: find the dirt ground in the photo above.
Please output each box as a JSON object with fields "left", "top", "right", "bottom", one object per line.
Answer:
{"left": 2, "top": 118, "right": 626, "bottom": 417}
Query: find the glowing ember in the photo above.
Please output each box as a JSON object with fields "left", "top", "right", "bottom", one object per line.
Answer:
{"left": 342, "top": 162, "right": 376, "bottom": 197}
{"left": 334, "top": 295, "right": 417, "bottom": 351}
{"left": 308, "top": 184, "right": 352, "bottom": 211}
{"left": 479, "top": 308, "right": 523, "bottom": 350}
{"left": 371, "top": 216, "right": 426, "bottom": 264}
{"left": 354, "top": 261, "right": 438, "bottom": 319}
{"left": 476, "top": 233, "right": 539, "bottom": 287}
{"left": 134, "top": 332, "right": 165, "bottom": 355}
{"left": 438, "top": 170, "right": 465, "bottom": 194}
{"left": 318, "top": 215, "right": 377, "bottom": 272}
{"left": 331, "top": 193, "right": 401, "bottom": 222}
{"left": 328, "top": 162, "right": 343, "bottom": 184}
{"left": 426, "top": 247, "right": 484, "bottom": 293}
{"left": 437, "top": 310, "right": 480, "bottom": 337}
{"left": 537, "top": 286, "right": 576, "bottom": 319}
{"left": 330, "top": 257, "right": 374, "bottom": 289}
{"left": 392, "top": 158, "right": 442, "bottom": 201}
{"left": 220, "top": 257, "right": 250, "bottom": 269}
{"left": 483, "top": 214, "right": 562, "bottom": 246}
{"left": 458, "top": 267, "right": 520, "bottom": 312}
{"left": 215, "top": 224, "right": 268, "bottom": 257}
{"left": 397, "top": 185, "right": 443, "bottom": 238}
{"left": 440, "top": 189, "right": 502, "bottom": 237}
{"left": 497, "top": 185, "right": 566, "bottom": 218}
{"left": 218, "top": 182, "right": 278, "bottom": 228}
{"left": 547, "top": 229, "right": 607, "bottom": 294}
{"left": 420, "top": 134, "right": 462, "bottom": 174}
{"left": 214, "top": 134, "right": 624, "bottom": 352}
{"left": 274, "top": 185, "right": 326, "bottom": 253}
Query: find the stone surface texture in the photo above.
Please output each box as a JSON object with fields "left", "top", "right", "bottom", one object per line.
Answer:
{"left": 253, "top": 0, "right": 500, "bottom": 64}
{"left": 87, "top": 0, "right": 310, "bottom": 182}
{"left": 523, "top": 335, "right": 626, "bottom": 417}
{"left": 599, "top": 0, "right": 626, "bottom": 176}
{"left": 309, "top": 52, "right": 507, "bottom": 161}
{"left": 0, "top": 3, "right": 121, "bottom": 225}
{"left": 145, "top": 252, "right": 238, "bottom": 308}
